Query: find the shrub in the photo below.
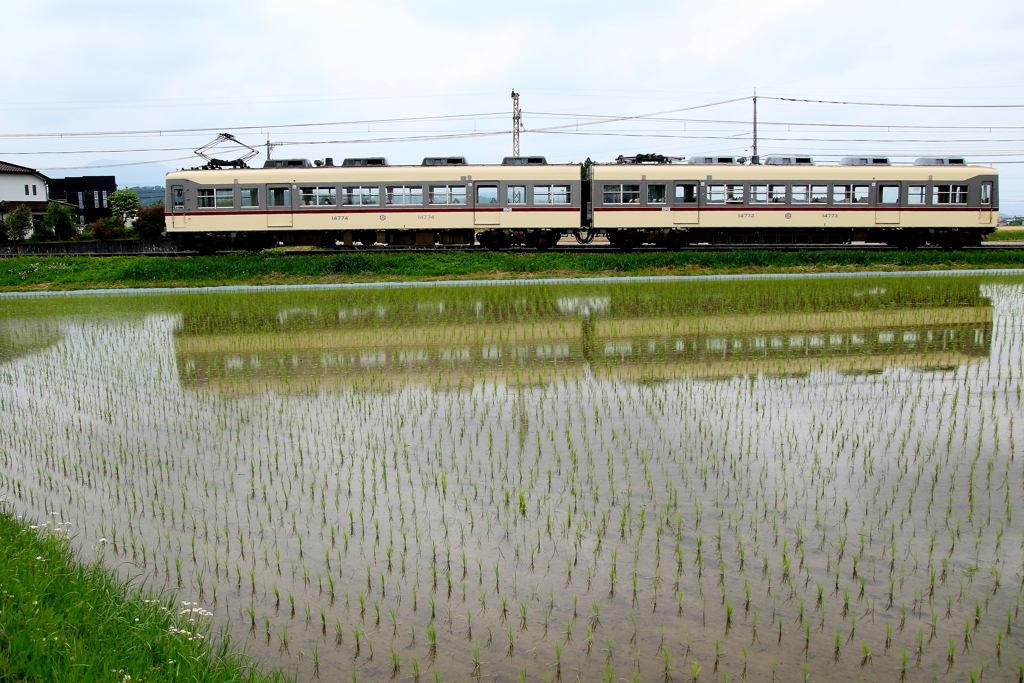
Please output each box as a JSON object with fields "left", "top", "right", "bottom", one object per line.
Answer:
{"left": 90, "top": 216, "right": 125, "bottom": 240}
{"left": 132, "top": 204, "right": 166, "bottom": 239}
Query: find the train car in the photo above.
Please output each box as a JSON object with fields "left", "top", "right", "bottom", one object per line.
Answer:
{"left": 590, "top": 155, "right": 998, "bottom": 249}
{"left": 164, "top": 156, "right": 582, "bottom": 251}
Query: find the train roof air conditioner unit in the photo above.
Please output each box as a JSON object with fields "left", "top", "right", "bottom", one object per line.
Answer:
{"left": 422, "top": 157, "right": 467, "bottom": 166}
{"left": 913, "top": 157, "right": 966, "bottom": 166}
{"left": 341, "top": 158, "right": 389, "bottom": 167}
{"left": 689, "top": 156, "right": 741, "bottom": 165}
{"left": 764, "top": 156, "right": 814, "bottom": 165}
{"left": 502, "top": 156, "right": 547, "bottom": 165}
{"left": 840, "top": 157, "right": 890, "bottom": 166}
{"left": 262, "top": 159, "right": 312, "bottom": 168}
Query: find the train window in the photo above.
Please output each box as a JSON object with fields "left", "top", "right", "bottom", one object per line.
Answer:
{"left": 386, "top": 186, "right": 423, "bottom": 205}
{"left": 907, "top": 186, "right": 927, "bottom": 205}
{"left": 879, "top": 185, "right": 900, "bottom": 204}
{"left": 932, "top": 185, "right": 968, "bottom": 204}
{"left": 197, "top": 189, "right": 215, "bottom": 208}
{"left": 476, "top": 186, "right": 499, "bottom": 205}
{"left": 240, "top": 188, "right": 260, "bottom": 207}
{"left": 341, "top": 187, "right": 378, "bottom": 206}
{"left": 853, "top": 186, "right": 870, "bottom": 203}
{"left": 647, "top": 184, "right": 667, "bottom": 204}
{"left": 172, "top": 187, "right": 184, "bottom": 208}
{"left": 674, "top": 184, "right": 697, "bottom": 203}
{"left": 603, "top": 184, "right": 640, "bottom": 204}
{"left": 769, "top": 185, "right": 786, "bottom": 203}
{"left": 269, "top": 187, "right": 290, "bottom": 207}
{"left": 705, "top": 185, "right": 726, "bottom": 203}
{"left": 304, "top": 187, "right": 340, "bottom": 206}
{"left": 832, "top": 185, "right": 851, "bottom": 203}
{"left": 726, "top": 185, "right": 744, "bottom": 203}
{"left": 534, "top": 185, "right": 570, "bottom": 204}
{"left": 507, "top": 186, "right": 526, "bottom": 204}
{"left": 749, "top": 185, "right": 768, "bottom": 203}
{"left": 981, "top": 183, "right": 992, "bottom": 205}
{"left": 791, "top": 185, "right": 808, "bottom": 203}
{"left": 216, "top": 189, "right": 234, "bottom": 208}
{"left": 810, "top": 185, "right": 828, "bottom": 203}
{"left": 429, "top": 185, "right": 467, "bottom": 205}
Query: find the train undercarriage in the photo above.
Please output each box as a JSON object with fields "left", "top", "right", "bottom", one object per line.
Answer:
{"left": 173, "top": 226, "right": 988, "bottom": 253}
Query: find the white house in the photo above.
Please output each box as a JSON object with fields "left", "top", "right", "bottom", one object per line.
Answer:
{"left": 0, "top": 160, "right": 52, "bottom": 223}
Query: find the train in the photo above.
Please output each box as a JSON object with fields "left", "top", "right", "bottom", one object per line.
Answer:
{"left": 164, "top": 153, "right": 1000, "bottom": 251}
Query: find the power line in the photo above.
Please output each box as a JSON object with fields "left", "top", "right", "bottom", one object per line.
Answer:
{"left": 760, "top": 96, "right": 1024, "bottom": 109}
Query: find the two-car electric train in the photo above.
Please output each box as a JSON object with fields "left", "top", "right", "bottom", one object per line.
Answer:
{"left": 164, "top": 154, "right": 1000, "bottom": 251}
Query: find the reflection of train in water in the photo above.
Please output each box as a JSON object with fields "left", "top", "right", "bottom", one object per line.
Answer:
{"left": 164, "top": 155, "right": 1000, "bottom": 252}
{"left": 175, "top": 286, "right": 993, "bottom": 395}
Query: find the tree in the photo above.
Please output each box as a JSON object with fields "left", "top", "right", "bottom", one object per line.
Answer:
{"left": 108, "top": 188, "right": 140, "bottom": 224}
{"left": 131, "top": 203, "right": 165, "bottom": 239}
{"left": 41, "top": 202, "right": 79, "bottom": 241}
{"left": 4, "top": 205, "right": 33, "bottom": 242}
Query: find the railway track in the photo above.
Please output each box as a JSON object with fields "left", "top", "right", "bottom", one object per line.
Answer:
{"left": 2, "top": 242, "right": 1024, "bottom": 257}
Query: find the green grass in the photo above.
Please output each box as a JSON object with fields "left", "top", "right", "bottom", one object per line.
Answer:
{"left": 0, "top": 506, "right": 290, "bottom": 683}
{"left": 983, "top": 230, "right": 1024, "bottom": 241}
{"left": 1, "top": 250, "right": 1024, "bottom": 290}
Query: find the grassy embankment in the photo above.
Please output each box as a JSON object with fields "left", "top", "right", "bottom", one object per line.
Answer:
{"left": 2, "top": 250, "right": 1024, "bottom": 290}
{"left": 984, "top": 229, "right": 1024, "bottom": 241}
{"left": 0, "top": 507, "right": 290, "bottom": 682}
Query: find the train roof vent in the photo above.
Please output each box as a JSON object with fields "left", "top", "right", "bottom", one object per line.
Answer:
{"left": 502, "top": 156, "right": 547, "bottom": 165}
{"left": 422, "top": 156, "right": 467, "bottom": 166}
{"left": 764, "top": 156, "right": 815, "bottom": 165}
{"left": 689, "top": 156, "right": 741, "bottom": 165}
{"left": 840, "top": 157, "right": 890, "bottom": 166}
{"left": 262, "top": 159, "right": 312, "bottom": 168}
{"left": 913, "top": 157, "right": 966, "bottom": 166}
{"left": 341, "top": 158, "right": 389, "bottom": 167}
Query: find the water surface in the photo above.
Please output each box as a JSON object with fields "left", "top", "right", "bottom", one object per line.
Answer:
{"left": 1, "top": 274, "right": 1021, "bottom": 682}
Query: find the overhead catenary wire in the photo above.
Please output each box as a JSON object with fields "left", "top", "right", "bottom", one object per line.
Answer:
{"left": 15, "top": 93, "right": 1024, "bottom": 173}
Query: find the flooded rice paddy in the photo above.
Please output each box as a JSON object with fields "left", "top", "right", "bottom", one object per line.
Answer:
{"left": 1, "top": 273, "right": 1023, "bottom": 682}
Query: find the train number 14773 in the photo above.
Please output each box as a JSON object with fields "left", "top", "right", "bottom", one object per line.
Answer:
{"left": 821, "top": 213, "right": 839, "bottom": 219}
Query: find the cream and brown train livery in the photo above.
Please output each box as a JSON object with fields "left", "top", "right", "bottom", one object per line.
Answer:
{"left": 164, "top": 154, "right": 998, "bottom": 251}
{"left": 165, "top": 156, "right": 580, "bottom": 251}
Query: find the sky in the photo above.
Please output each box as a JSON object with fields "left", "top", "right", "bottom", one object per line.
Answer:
{"left": 4, "top": 0, "right": 1024, "bottom": 213}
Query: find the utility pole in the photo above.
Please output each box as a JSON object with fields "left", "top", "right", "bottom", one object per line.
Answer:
{"left": 265, "top": 134, "right": 281, "bottom": 161}
{"left": 511, "top": 90, "right": 522, "bottom": 157}
{"left": 752, "top": 89, "right": 759, "bottom": 165}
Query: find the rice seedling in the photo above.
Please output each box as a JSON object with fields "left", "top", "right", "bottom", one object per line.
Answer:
{"left": 1, "top": 273, "right": 1021, "bottom": 682}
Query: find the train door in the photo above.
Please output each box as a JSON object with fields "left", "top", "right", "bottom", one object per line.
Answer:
{"left": 875, "top": 184, "right": 901, "bottom": 224}
{"left": 979, "top": 182, "right": 993, "bottom": 224}
{"left": 474, "top": 183, "right": 500, "bottom": 225}
{"left": 170, "top": 185, "right": 185, "bottom": 228}
{"left": 672, "top": 182, "right": 699, "bottom": 224}
{"left": 267, "top": 186, "right": 292, "bottom": 227}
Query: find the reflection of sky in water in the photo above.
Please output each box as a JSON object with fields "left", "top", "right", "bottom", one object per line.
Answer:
{"left": 0, "top": 276, "right": 1022, "bottom": 683}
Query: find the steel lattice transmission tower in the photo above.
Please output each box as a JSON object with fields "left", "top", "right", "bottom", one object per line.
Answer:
{"left": 511, "top": 90, "right": 522, "bottom": 156}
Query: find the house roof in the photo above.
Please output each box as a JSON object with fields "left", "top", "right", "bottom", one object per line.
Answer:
{"left": 0, "top": 161, "right": 50, "bottom": 181}
{"left": 0, "top": 200, "right": 53, "bottom": 212}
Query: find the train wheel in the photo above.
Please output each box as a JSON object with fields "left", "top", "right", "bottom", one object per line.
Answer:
{"left": 936, "top": 234, "right": 966, "bottom": 251}
{"left": 479, "top": 231, "right": 508, "bottom": 251}
{"left": 534, "top": 231, "right": 557, "bottom": 252}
